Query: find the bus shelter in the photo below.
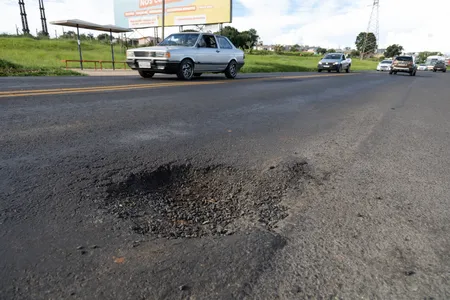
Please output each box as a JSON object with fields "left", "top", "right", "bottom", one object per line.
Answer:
{"left": 50, "top": 19, "right": 133, "bottom": 70}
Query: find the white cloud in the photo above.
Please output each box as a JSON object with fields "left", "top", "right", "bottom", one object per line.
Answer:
{"left": 0, "top": 0, "right": 449, "bottom": 53}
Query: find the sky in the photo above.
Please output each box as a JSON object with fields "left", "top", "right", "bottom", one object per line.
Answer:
{"left": 1, "top": 0, "right": 449, "bottom": 53}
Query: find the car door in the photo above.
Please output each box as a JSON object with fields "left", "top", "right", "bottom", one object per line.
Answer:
{"left": 195, "top": 34, "right": 221, "bottom": 72}
{"left": 341, "top": 54, "right": 348, "bottom": 68}
{"left": 216, "top": 36, "right": 235, "bottom": 70}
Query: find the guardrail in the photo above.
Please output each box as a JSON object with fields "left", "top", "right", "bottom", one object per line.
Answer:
{"left": 61, "top": 60, "right": 129, "bottom": 70}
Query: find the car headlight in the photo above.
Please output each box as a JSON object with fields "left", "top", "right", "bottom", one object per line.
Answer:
{"left": 318, "top": 62, "right": 322, "bottom": 65}
{"left": 334, "top": 62, "right": 338, "bottom": 65}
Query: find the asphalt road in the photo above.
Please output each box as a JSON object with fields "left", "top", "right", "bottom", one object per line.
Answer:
{"left": 1, "top": 70, "right": 449, "bottom": 300}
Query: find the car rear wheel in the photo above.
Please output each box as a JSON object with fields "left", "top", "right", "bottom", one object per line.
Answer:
{"left": 177, "top": 59, "right": 195, "bottom": 80}
{"left": 138, "top": 70, "right": 155, "bottom": 78}
{"left": 224, "top": 60, "right": 238, "bottom": 79}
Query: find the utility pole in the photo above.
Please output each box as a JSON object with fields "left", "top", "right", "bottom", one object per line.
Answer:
{"left": 18, "top": 0, "right": 30, "bottom": 35}
{"left": 361, "top": 0, "right": 379, "bottom": 60}
{"left": 38, "top": 0, "right": 49, "bottom": 37}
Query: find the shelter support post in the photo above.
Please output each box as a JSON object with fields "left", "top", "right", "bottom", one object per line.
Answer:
{"left": 109, "top": 29, "right": 115, "bottom": 70}
{"left": 162, "top": 0, "right": 165, "bottom": 40}
{"left": 76, "top": 24, "right": 83, "bottom": 70}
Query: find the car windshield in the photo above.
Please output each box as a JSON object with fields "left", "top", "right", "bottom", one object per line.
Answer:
{"left": 425, "top": 59, "right": 439, "bottom": 65}
{"left": 324, "top": 54, "right": 341, "bottom": 59}
{"left": 396, "top": 56, "right": 413, "bottom": 61}
{"left": 159, "top": 33, "right": 200, "bottom": 47}
{"left": 381, "top": 60, "right": 392, "bottom": 64}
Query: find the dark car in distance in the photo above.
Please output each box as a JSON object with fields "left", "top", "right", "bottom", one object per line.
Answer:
{"left": 389, "top": 55, "right": 417, "bottom": 76}
{"left": 433, "top": 60, "right": 447, "bottom": 73}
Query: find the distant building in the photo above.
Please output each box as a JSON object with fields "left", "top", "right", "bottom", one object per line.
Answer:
{"left": 376, "top": 48, "right": 386, "bottom": 54}
{"left": 253, "top": 45, "right": 275, "bottom": 51}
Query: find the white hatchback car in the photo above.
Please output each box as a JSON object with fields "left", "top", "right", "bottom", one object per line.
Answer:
{"left": 376, "top": 59, "right": 393, "bottom": 71}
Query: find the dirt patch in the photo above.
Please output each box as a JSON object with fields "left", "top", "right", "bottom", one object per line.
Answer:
{"left": 102, "top": 157, "right": 315, "bottom": 238}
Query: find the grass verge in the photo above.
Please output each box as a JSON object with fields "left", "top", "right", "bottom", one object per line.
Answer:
{"left": 0, "top": 36, "right": 379, "bottom": 75}
{"left": 0, "top": 59, "right": 83, "bottom": 77}
{"left": 241, "top": 54, "right": 378, "bottom": 73}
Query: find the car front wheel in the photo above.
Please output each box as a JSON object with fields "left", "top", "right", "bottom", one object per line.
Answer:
{"left": 346, "top": 64, "right": 351, "bottom": 73}
{"left": 177, "top": 59, "right": 195, "bottom": 80}
{"left": 138, "top": 70, "right": 155, "bottom": 78}
{"left": 224, "top": 60, "right": 238, "bottom": 79}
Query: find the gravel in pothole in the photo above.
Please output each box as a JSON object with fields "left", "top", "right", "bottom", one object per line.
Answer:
{"left": 101, "top": 157, "right": 314, "bottom": 238}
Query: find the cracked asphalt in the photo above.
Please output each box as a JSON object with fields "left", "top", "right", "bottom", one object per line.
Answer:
{"left": 1, "top": 71, "right": 449, "bottom": 299}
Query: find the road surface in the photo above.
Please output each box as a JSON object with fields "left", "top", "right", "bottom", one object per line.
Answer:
{"left": 1, "top": 71, "right": 449, "bottom": 300}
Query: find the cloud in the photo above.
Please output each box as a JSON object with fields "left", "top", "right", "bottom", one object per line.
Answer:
{"left": 0, "top": 0, "right": 449, "bottom": 53}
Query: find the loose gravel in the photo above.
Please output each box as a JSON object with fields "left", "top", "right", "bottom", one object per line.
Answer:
{"left": 102, "top": 157, "right": 314, "bottom": 238}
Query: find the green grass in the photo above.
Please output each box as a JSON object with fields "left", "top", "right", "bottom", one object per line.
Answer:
{"left": 241, "top": 54, "right": 378, "bottom": 73}
{"left": 0, "top": 36, "right": 379, "bottom": 76}
{"left": 0, "top": 58, "right": 83, "bottom": 77}
{"left": 0, "top": 37, "right": 128, "bottom": 72}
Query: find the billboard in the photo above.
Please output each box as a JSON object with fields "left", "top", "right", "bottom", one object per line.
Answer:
{"left": 113, "top": 0, "right": 232, "bottom": 28}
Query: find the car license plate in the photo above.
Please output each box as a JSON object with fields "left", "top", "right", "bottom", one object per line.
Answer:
{"left": 138, "top": 61, "right": 151, "bottom": 68}
{"left": 324, "top": 65, "right": 329, "bottom": 68}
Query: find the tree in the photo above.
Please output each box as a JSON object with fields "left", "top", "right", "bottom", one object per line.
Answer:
{"left": 216, "top": 26, "right": 259, "bottom": 50}
{"left": 355, "top": 32, "right": 377, "bottom": 55}
{"left": 316, "top": 47, "right": 327, "bottom": 55}
{"left": 273, "top": 44, "right": 284, "bottom": 53}
{"left": 218, "top": 26, "right": 240, "bottom": 46}
{"left": 290, "top": 45, "right": 300, "bottom": 52}
{"left": 417, "top": 51, "right": 442, "bottom": 63}
{"left": 327, "top": 48, "right": 336, "bottom": 53}
{"left": 239, "top": 28, "right": 259, "bottom": 49}
{"left": 60, "top": 30, "right": 76, "bottom": 39}
{"left": 350, "top": 49, "right": 360, "bottom": 57}
{"left": 97, "top": 33, "right": 110, "bottom": 42}
{"left": 384, "top": 44, "right": 404, "bottom": 58}
{"left": 37, "top": 31, "right": 49, "bottom": 39}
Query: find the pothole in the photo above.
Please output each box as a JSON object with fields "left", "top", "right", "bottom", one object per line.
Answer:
{"left": 102, "top": 157, "right": 314, "bottom": 238}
